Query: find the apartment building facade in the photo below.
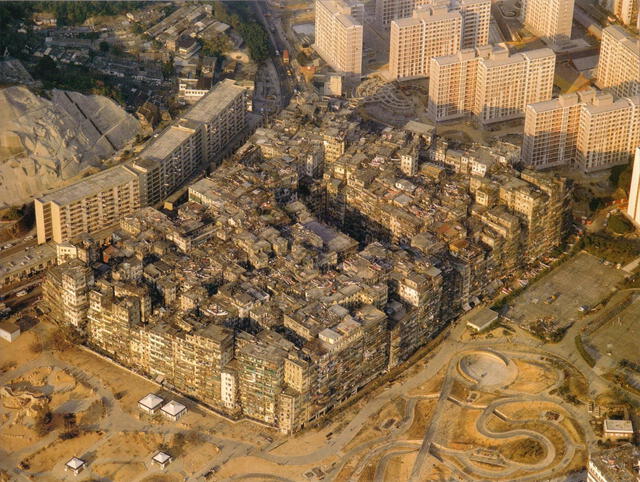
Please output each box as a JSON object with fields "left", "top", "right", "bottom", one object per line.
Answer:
{"left": 521, "top": 0, "right": 574, "bottom": 44}
{"left": 601, "top": 0, "right": 639, "bottom": 26}
{"left": 428, "top": 45, "right": 555, "bottom": 124}
{"left": 627, "top": 148, "right": 640, "bottom": 227}
{"left": 597, "top": 25, "right": 640, "bottom": 99}
{"left": 576, "top": 94, "right": 640, "bottom": 172}
{"left": 524, "top": 90, "right": 640, "bottom": 172}
{"left": 376, "top": 0, "right": 490, "bottom": 48}
{"left": 522, "top": 89, "right": 597, "bottom": 169}
{"left": 35, "top": 165, "right": 141, "bottom": 244}
{"left": 314, "top": 0, "right": 364, "bottom": 77}
{"left": 389, "top": 5, "right": 462, "bottom": 80}
{"left": 475, "top": 47, "right": 555, "bottom": 124}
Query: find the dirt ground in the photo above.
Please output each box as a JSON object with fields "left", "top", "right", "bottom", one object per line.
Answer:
{"left": 344, "top": 397, "right": 406, "bottom": 452}
{"left": 24, "top": 431, "right": 103, "bottom": 473}
{"left": 404, "top": 399, "right": 436, "bottom": 440}
{"left": 382, "top": 450, "right": 418, "bottom": 481}
{"left": 509, "top": 359, "right": 558, "bottom": 393}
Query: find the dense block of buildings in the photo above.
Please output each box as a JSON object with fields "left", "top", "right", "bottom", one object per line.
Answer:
{"left": 597, "top": 25, "right": 640, "bottom": 99}
{"left": 428, "top": 45, "right": 555, "bottom": 124}
{"left": 35, "top": 80, "right": 250, "bottom": 244}
{"left": 41, "top": 98, "right": 570, "bottom": 434}
{"left": 314, "top": 0, "right": 364, "bottom": 77}
{"left": 521, "top": 0, "right": 574, "bottom": 44}
{"left": 587, "top": 443, "right": 640, "bottom": 482}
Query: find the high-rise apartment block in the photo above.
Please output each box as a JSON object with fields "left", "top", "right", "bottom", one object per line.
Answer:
{"left": 35, "top": 80, "right": 249, "bottom": 245}
{"left": 389, "top": 5, "right": 462, "bottom": 80}
{"left": 376, "top": 0, "right": 490, "bottom": 47}
{"left": 522, "top": 89, "right": 596, "bottom": 169}
{"left": 597, "top": 25, "right": 640, "bottom": 99}
{"left": 35, "top": 165, "right": 141, "bottom": 245}
{"left": 576, "top": 94, "right": 640, "bottom": 172}
{"left": 601, "top": 0, "right": 639, "bottom": 26}
{"left": 428, "top": 45, "right": 555, "bottom": 124}
{"left": 627, "top": 148, "right": 640, "bottom": 227}
{"left": 457, "top": 0, "right": 492, "bottom": 49}
{"left": 521, "top": 0, "right": 574, "bottom": 44}
{"left": 524, "top": 90, "right": 640, "bottom": 172}
{"left": 314, "top": 0, "right": 364, "bottom": 77}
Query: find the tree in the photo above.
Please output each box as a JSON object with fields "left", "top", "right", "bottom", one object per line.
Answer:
{"left": 33, "top": 407, "right": 53, "bottom": 436}
{"left": 201, "top": 33, "right": 231, "bottom": 56}
{"left": 33, "top": 55, "right": 59, "bottom": 82}
{"left": 130, "top": 22, "right": 144, "bottom": 34}
{"left": 99, "top": 40, "right": 109, "bottom": 53}
{"left": 162, "top": 57, "right": 175, "bottom": 79}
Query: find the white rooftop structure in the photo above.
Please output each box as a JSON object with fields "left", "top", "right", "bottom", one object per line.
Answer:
{"left": 466, "top": 307, "right": 499, "bottom": 332}
{"left": 65, "top": 457, "right": 86, "bottom": 475}
{"left": 161, "top": 400, "right": 187, "bottom": 419}
{"left": 138, "top": 393, "right": 164, "bottom": 412}
{"left": 604, "top": 419, "right": 634, "bottom": 435}
{"left": 152, "top": 451, "right": 173, "bottom": 467}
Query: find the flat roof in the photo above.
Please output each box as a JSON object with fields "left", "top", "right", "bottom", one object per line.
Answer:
{"left": 604, "top": 419, "right": 634, "bottom": 433}
{"left": 161, "top": 400, "right": 187, "bottom": 416}
{"left": 0, "top": 321, "right": 20, "bottom": 334}
{"left": 466, "top": 307, "right": 499, "bottom": 330}
{"left": 37, "top": 165, "right": 137, "bottom": 207}
{"left": 182, "top": 78, "right": 246, "bottom": 124}
{"left": 0, "top": 243, "right": 56, "bottom": 279}
{"left": 138, "top": 393, "right": 164, "bottom": 409}
{"left": 141, "top": 126, "right": 194, "bottom": 162}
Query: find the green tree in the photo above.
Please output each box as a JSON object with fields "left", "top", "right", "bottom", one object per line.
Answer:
{"left": 162, "top": 57, "right": 175, "bottom": 79}
{"left": 201, "top": 33, "right": 231, "bottom": 56}
{"left": 99, "top": 40, "right": 109, "bottom": 53}
{"left": 33, "top": 55, "right": 59, "bottom": 82}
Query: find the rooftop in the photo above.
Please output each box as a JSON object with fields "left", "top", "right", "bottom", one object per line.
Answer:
{"left": 141, "top": 126, "right": 195, "bottom": 162}
{"left": 182, "top": 79, "right": 246, "bottom": 124}
{"left": 37, "top": 165, "right": 138, "bottom": 207}
{"left": 161, "top": 400, "right": 187, "bottom": 416}
{"left": 65, "top": 457, "right": 85, "bottom": 470}
{"left": 138, "top": 393, "right": 164, "bottom": 410}
{"left": 604, "top": 419, "right": 634, "bottom": 434}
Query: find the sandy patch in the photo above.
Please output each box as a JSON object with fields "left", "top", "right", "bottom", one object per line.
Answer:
{"left": 92, "top": 461, "right": 147, "bottom": 481}
{"left": 24, "top": 431, "right": 103, "bottom": 474}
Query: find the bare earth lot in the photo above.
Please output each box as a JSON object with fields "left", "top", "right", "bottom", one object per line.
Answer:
{"left": 505, "top": 252, "right": 625, "bottom": 331}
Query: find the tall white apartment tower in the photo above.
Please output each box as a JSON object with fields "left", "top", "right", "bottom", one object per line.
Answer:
{"left": 576, "top": 94, "right": 640, "bottom": 172}
{"left": 428, "top": 45, "right": 555, "bottom": 123}
{"left": 522, "top": 0, "right": 574, "bottom": 44}
{"left": 458, "top": 0, "right": 491, "bottom": 48}
{"left": 597, "top": 25, "right": 640, "bottom": 99}
{"left": 522, "top": 88, "right": 597, "bottom": 169}
{"left": 627, "top": 148, "right": 640, "bottom": 227}
{"left": 474, "top": 47, "right": 555, "bottom": 124}
{"left": 377, "top": 0, "right": 490, "bottom": 46}
{"left": 389, "top": 4, "right": 462, "bottom": 80}
{"left": 315, "top": 0, "right": 364, "bottom": 77}
{"left": 601, "top": 0, "right": 639, "bottom": 26}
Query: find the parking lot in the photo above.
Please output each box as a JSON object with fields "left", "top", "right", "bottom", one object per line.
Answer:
{"left": 505, "top": 253, "right": 626, "bottom": 332}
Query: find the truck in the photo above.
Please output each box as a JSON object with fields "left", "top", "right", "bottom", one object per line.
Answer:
{"left": 282, "top": 49, "right": 289, "bottom": 64}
